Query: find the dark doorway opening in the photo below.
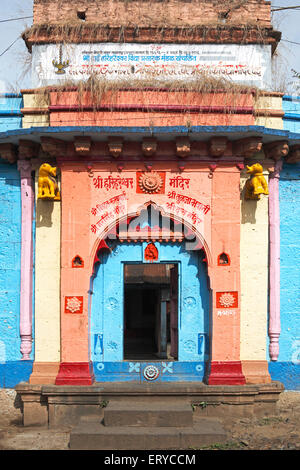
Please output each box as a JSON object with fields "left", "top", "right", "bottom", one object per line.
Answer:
{"left": 124, "top": 263, "right": 178, "bottom": 361}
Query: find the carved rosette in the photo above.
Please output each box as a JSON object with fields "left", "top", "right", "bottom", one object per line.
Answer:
{"left": 143, "top": 365, "right": 160, "bottom": 381}
{"left": 65, "top": 296, "right": 83, "bottom": 314}
{"left": 138, "top": 171, "right": 163, "bottom": 194}
{"left": 216, "top": 291, "right": 238, "bottom": 309}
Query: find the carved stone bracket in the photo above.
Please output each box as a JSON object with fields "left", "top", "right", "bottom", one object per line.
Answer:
{"left": 285, "top": 145, "right": 300, "bottom": 164}
{"left": 74, "top": 136, "right": 91, "bottom": 155}
{"left": 176, "top": 137, "right": 190, "bottom": 158}
{"left": 40, "top": 136, "right": 67, "bottom": 158}
{"left": 233, "top": 137, "right": 263, "bottom": 158}
{"left": 108, "top": 137, "right": 123, "bottom": 158}
{"left": 263, "top": 140, "right": 289, "bottom": 161}
{"left": 0, "top": 143, "right": 17, "bottom": 163}
{"left": 18, "top": 140, "right": 40, "bottom": 160}
{"left": 142, "top": 138, "right": 157, "bottom": 157}
{"left": 209, "top": 137, "right": 228, "bottom": 158}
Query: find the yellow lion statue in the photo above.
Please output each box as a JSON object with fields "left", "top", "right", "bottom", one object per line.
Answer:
{"left": 38, "top": 163, "right": 61, "bottom": 200}
{"left": 244, "top": 163, "right": 269, "bottom": 200}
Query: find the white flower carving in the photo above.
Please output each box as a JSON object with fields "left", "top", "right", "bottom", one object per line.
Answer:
{"left": 66, "top": 296, "right": 82, "bottom": 313}
{"left": 218, "top": 292, "right": 236, "bottom": 308}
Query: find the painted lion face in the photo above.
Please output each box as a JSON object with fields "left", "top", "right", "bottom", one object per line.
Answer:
{"left": 246, "top": 163, "right": 263, "bottom": 174}
{"left": 39, "top": 163, "right": 57, "bottom": 177}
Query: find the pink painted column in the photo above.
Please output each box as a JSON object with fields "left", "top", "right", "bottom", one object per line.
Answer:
{"left": 17, "top": 160, "right": 34, "bottom": 360}
{"left": 268, "top": 161, "right": 283, "bottom": 361}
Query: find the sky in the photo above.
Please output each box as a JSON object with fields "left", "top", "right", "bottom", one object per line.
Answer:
{"left": 0, "top": 0, "right": 299, "bottom": 93}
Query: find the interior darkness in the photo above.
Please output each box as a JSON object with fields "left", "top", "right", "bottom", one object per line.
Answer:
{"left": 123, "top": 264, "right": 176, "bottom": 361}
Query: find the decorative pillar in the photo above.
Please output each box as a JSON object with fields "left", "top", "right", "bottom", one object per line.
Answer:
{"left": 29, "top": 160, "right": 61, "bottom": 384}
{"left": 206, "top": 166, "right": 245, "bottom": 385}
{"left": 55, "top": 163, "right": 94, "bottom": 385}
{"left": 240, "top": 163, "right": 271, "bottom": 384}
{"left": 17, "top": 160, "right": 34, "bottom": 360}
{"left": 268, "top": 161, "right": 283, "bottom": 361}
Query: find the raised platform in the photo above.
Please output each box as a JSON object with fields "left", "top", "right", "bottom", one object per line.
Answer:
{"left": 15, "top": 381, "right": 284, "bottom": 428}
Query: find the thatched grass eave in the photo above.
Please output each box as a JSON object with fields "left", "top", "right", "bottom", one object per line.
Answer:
{"left": 22, "top": 23, "right": 282, "bottom": 54}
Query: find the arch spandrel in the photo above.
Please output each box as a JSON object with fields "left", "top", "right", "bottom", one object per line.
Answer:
{"left": 89, "top": 201, "right": 213, "bottom": 276}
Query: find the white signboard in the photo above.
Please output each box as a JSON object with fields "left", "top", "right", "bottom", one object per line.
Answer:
{"left": 31, "top": 43, "right": 272, "bottom": 89}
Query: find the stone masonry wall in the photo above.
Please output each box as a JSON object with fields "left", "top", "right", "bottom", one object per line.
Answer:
{"left": 32, "top": 0, "right": 272, "bottom": 27}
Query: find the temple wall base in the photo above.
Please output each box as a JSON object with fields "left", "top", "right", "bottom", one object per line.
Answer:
{"left": 15, "top": 381, "right": 284, "bottom": 427}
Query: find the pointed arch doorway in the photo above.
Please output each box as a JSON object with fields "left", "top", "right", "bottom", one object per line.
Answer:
{"left": 90, "top": 204, "right": 210, "bottom": 383}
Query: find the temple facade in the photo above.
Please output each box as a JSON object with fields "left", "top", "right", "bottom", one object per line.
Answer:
{"left": 0, "top": 1, "right": 299, "bottom": 423}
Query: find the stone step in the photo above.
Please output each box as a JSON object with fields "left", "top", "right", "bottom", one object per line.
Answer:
{"left": 69, "top": 418, "right": 227, "bottom": 450}
{"left": 103, "top": 402, "right": 193, "bottom": 427}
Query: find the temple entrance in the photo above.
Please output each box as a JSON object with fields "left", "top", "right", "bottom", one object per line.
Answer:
{"left": 90, "top": 239, "right": 209, "bottom": 382}
{"left": 124, "top": 263, "right": 178, "bottom": 361}
{"left": 90, "top": 204, "right": 210, "bottom": 382}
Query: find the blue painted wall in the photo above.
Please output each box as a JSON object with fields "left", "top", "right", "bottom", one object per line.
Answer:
{"left": 0, "top": 94, "right": 23, "bottom": 131}
{"left": 269, "top": 96, "right": 300, "bottom": 390}
{"left": 282, "top": 95, "right": 300, "bottom": 133}
{"left": 90, "top": 240, "right": 210, "bottom": 382}
{"left": 0, "top": 94, "right": 33, "bottom": 388}
{"left": 0, "top": 162, "right": 33, "bottom": 387}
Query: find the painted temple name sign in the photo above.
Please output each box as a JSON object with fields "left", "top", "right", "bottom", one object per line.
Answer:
{"left": 32, "top": 43, "right": 272, "bottom": 88}
{"left": 90, "top": 172, "right": 211, "bottom": 237}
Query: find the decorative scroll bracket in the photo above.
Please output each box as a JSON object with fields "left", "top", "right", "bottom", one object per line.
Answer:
{"left": 0, "top": 143, "right": 17, "bottom": 164}
{"left": 176, "top": 137, "right": 190, "bottom": 158}
{"left": 209, "top": 137, "right": 228, "bottom": 158}
{"left": 233, "top": 137, "right": 263, "bottom": 159}
{"left": 74, "top": 136, "right": 92, "bottom": 155}
{"left": 41, "top": 136, "right": 68, "bottom": 158}
{"left": 142, "top": 138, "right": 157, "bottom": 157}
{"left": 285, "top": 145, "right": 300, "bottom": 164}
{"left": 263, "top": 140, "right": 289, "bottom": 162}
{"left": 108, "top": 137, "right": 123, "bottom": 158}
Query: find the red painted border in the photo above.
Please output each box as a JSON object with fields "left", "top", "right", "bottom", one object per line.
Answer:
{"left": 55, "top": 362, "right": 95, "bottom": 385}
{"left": 49, "top": 104, "right": 254, "bottom": 114}
{"left": 207, "top": 361, "right": 246, "bottom": 385}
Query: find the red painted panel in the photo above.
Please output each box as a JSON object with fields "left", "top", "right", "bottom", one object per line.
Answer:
{"left": 207, "top": 361, "right": 246, "bottom": 385}
{"left": 64, "top": 296, "right": 84, "bottom": 314}
{"left": 216, "top": 291, "right": 238, "bottom": 309}
{"left": 55, "top": 362, "right": 95, "bottom": 385}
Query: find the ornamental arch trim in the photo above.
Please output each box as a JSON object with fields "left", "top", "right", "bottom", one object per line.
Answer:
{"left": 89, "top": 200, "right": 212, "bottom": 275}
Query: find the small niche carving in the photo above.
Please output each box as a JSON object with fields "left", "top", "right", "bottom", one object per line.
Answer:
{"left": 72, "top": 255, "right": 84, "bottom": 268}
{"left": 77, "top": 10, "right": 86, "bottom": 21}
{"left": 218, "top": 253, "right": 230, "bottom": 266}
